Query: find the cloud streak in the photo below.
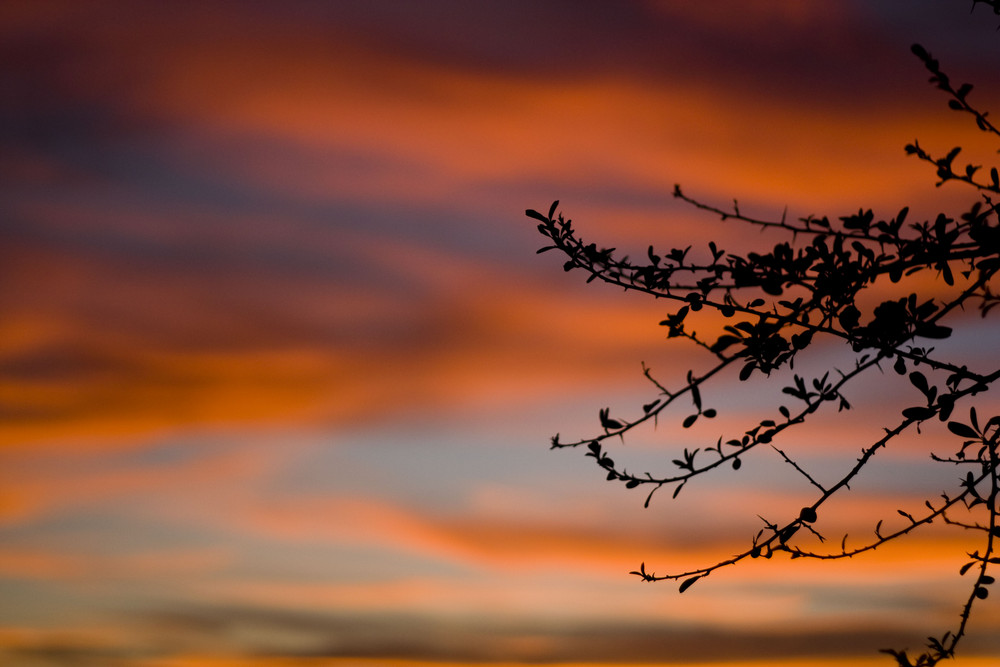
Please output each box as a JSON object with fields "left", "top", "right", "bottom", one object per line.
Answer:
{"left": 2, "top": 1, "right": 999, "bottom": 664}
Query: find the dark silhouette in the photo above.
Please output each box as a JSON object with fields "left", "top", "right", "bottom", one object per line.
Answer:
{"left": 973, "top": 0, "right": 1000, "bottom": 23}
{"left": 527, "top": 34, "right": 999, "bottom": 667}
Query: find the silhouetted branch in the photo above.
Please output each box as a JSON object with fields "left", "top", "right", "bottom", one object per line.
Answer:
{"left": 529, "top": 27, "right": 999, "bottom": 667}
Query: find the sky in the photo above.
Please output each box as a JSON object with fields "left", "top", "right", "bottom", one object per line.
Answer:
{"left": 1, "top": 1, "right": 999, "bottom": 665}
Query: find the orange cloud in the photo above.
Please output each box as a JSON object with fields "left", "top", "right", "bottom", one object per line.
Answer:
{"left": 0, "top": 434, "right": 278, "bottom": 525}
{"left": 217, "top": 483, "right": 982, "bottom": 589}
{"left": 2, "top": 0, "right": 989, "bottom": 453}
{"left": 0, "top": 547, "right": 229, "bottom": 582}
{"left": 2, "top": 5, "right": 997, "bottom": 667}
{"left": 0, "top": 210, "right": 695, "bottom": 448}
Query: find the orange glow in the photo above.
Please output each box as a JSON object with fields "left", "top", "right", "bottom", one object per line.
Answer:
{"left": 105, "top": 661, "right": 1000, "bottom": 667}
{"left": 2, "top": 12, "right": 989, "bottom": 448}
{"left": 0, "top": 547, "right": 229, "bottom": 581}
{"left": 3, "top": 2, "right": 998, "bottom": 665}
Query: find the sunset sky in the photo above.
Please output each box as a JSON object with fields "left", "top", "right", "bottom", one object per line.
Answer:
{"left": 2, "top": 1, "right": 1000, "bottom": 665}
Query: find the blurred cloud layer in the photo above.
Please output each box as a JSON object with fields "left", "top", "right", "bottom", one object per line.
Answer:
{"left": 2, "top": 1, "right": 999, "bottom": 664}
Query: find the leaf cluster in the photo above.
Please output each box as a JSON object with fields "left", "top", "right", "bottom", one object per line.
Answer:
{"left": 528, "top": 43, "right": 1000, "bottom": 666}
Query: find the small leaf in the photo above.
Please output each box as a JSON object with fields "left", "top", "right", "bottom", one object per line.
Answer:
{"left": 902, "top": 406, "right": 935, "bottom": 420}
{"left": 679, "top": 575, "right": 701, "bottom": 593}
{"left": 600, "top": 408, "right": 624, "bottom": 430}
{"left": 711, "top": 335, "right": 741, "bottom": 352}
{"left": 690, "top": 382, "right": 702, "bottom": 410}
{"left": 915, "top": 324, "right": 952, "bottom": 339}
{"left": 838, "top": 305, "right": 861, "bottom": 330}
{"left": 947, "top": 422, "right": 979, "bottom": 439}
{"left": 547, "top": 200, "right": 560, "bottom": 219}
{"left": 682, "top": 414, "right": 698, "bottom": 428}
{"left": 791, "top": 331, "right": 813, "bottom": 350}
{"left": 908, "top": 371, "right": 929, "bottom": 395}
{"left": 778, "top": 524, "right": 799, "bottom": 544}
